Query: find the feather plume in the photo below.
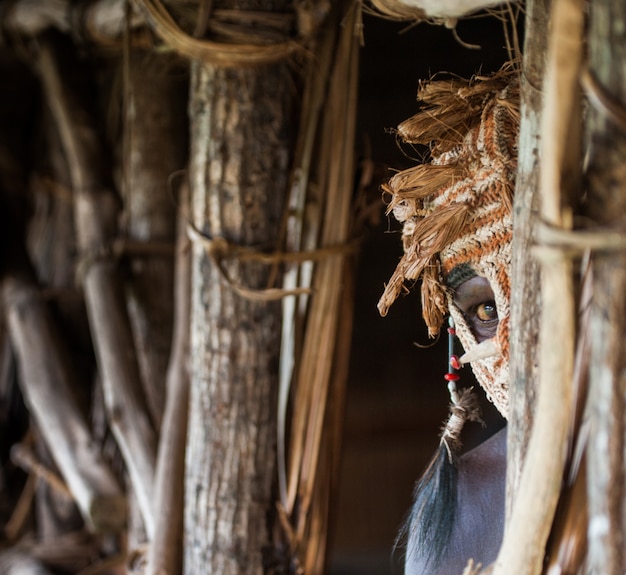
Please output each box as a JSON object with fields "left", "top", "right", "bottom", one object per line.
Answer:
{"left": 397, "top": 445, "right": 458, "bottom": 571}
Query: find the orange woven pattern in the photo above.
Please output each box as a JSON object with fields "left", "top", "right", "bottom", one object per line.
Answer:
{"left": 378, "top": 71, "right": 519, "bottom": 417}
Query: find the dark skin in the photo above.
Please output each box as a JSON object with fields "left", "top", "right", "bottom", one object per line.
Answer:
{"left": 452, "top": 276, "right": 498, "bottom": 343}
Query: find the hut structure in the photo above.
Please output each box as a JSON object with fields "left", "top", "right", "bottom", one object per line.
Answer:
{"left": 0, "top": 1, "right": 623, "bottom": 574}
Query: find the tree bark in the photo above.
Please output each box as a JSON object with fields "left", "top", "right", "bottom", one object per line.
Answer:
{"left": 585, "top": 2, "right": 626, "bottom": 571}
{"left": 507, "top": 0, "right": 548, "bottom": 508}
{"left": 495, "top": 0, "right": 583, "bottom": 571}
{"left": 184, "top": 7, "right": 295, "bottom": 574}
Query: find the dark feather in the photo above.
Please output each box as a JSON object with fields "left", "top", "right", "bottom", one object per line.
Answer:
{"left": 396, "top": 445, "right": 458, "bottom": 571}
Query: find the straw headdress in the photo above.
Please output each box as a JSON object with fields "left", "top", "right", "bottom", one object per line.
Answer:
{"left": 378, "top": 69, "right": 520, "bottom": 417}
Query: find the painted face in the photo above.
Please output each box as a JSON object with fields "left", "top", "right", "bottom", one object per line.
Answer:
{"left": 452, "top": 276, "right": 498, "bottom": 343}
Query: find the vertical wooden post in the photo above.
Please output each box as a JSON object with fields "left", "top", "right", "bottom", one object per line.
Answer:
{"left": 494, "top": 0, "right": 583, "bottom": 571}
{"left": 507, "top": 0, "right": 549, "bottom": 505}
{"left": 184, "top": 10, "right": 296, "bottom": 575}
{"left": 585, "top": 2, "right": 626, "bottom": 571}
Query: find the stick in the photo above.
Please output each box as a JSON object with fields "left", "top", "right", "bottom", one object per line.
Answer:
{"left": 3, "top": 0, "right": 138, "bottom": 39}
{"left": 3, "top": 276, "right": 126, "bottom": 533}
{"left": 11, "top": 443, "right": 72, "bottom": 498}
{"left": 0, "top": 550, "right": 54, "bottom": 575}
{"left": 37, "top": 35, "right": 157, "bottom": 537}
{"left": 491, "top": 0, "right": 583, "bottom": 572}
{"left": 145, "top": 182, "right": 191, "bottom": 575}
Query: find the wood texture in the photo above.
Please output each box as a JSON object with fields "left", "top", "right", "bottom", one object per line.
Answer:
{"left": 3, "top": 276, "right": 126, "bottom": 532}
{"left": 120, "top": 50, "right": 187, "bottom": 430}
{"left": 5, "top": 0, "right": 137, "bottom": 39}
{"left": 38, "top": 35, "right": 157, "bottom": 536}
{"left": 184, "top": 7, "right": 294, "bottom": 569}
{"left": 145, "top": 182, "right": 191, "bottom": 575}
{"left": 585, "top": 1, "right": 626, "bottom": 571}
{"left": 0, "top": 550, "right": 54, "bottom": 575}
{"left": 506, "top": 0, "right": 548, "bottom": 506}
{"left": 494, "top": 0, "right": 583, "bottom": 571}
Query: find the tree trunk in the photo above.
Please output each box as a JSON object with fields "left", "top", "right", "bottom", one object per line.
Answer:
{"left": 184, "top": 9, "right": 296, "bottom": 575}
{"left": 585, "top": 2, "right": 626, "bottom": 571}
{"left": 507, "top": 0, "right": 549, "bottom": 508}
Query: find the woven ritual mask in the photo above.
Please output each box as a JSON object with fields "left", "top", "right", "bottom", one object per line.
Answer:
{"left": 378, "top": 73, "right": 520, "bottom": 418}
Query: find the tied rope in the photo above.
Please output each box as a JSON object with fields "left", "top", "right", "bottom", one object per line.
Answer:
{"left": 186, "top": 221, "right": 360, "bottom": 302}
{"left": 132, "top": 0, "right": 301, "bottom": 67}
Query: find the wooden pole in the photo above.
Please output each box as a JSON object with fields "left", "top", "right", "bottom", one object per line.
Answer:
{"left": 145, "top": 181, "right": 191, "bottom": 575}
{"left": 493, "top": 0, "right": 583, "bottom": 571}
{"left": 585, "top": 0, "right": 626, "bottom": 571}
{"left": 0, "top": 56, "right": 125, "bottom": 534}
{"left": 37, "top": 34, "right": 158, "bottom": 537}
{"left": 507, "top": 0, "right": 549, "bottom": 506}
{"left": 119, "top": 49, "right": 187, "bottom": 431}
{"left": 0, "top": 550, "right": 55, "bottom": 575}
{"left": 183, "top": 4, "right": 296, "bottom": 573}
{"left": 3, "top": 276, "right": 127, "bottom": 533}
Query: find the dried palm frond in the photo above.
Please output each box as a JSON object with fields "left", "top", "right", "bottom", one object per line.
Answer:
{"left": 134, "top": 0, "right": 299, "bottom": 66}
{"left": 276, "top": 3, "right": 361, "bottom": 574}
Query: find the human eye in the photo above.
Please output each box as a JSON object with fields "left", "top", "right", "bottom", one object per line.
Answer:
{"left": 463, "top": 300, "right": 498, "bottom": 341}
{"left": 451, "top": 275, "right": 499, "bottom": 342}
{"left": 474, "top": 301, "right": 497, "bottom": 323}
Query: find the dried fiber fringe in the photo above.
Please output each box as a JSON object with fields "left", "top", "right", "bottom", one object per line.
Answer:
{"left": 395, "top": 388, "right": 482, "bottom": 570}
{"left": 395, "top": 446, "right": 457, "bottom": 571}
{"left": 421, "top": 263, "right": 447, "bottom": 338}
{"left": 397, "top": 68, "right": 517, "bottom": 155}
{"left": 378, "top": 202, "right": 468, "bottom": 321}
{"left": 384, "top": 164, "right": 466, "bottom": 212}
{"left": 405, "top": 204, "right": 469, "bottom": 255}
{"left": 378, "top": 68, "right": 519, "bottom": 327}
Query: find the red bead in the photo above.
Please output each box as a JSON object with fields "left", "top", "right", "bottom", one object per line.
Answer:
{"left": 447, "top": 327, "right": 456, "bottom": 336}
{"left": 444, "top": 373, "right": 460, "bottom": 382}
{"left": 449, "top": 355, "right": 461, "bottom": 370}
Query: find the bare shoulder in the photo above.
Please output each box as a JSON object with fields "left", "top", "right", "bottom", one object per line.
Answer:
{"left": 404, "top": 428, "right": 507, "bottom": 575}
{"left": 459, "top": 426, "right": 507, "bottom": 481}
{"left": 454, "top": 427, "right": 507, "bottom": 570}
